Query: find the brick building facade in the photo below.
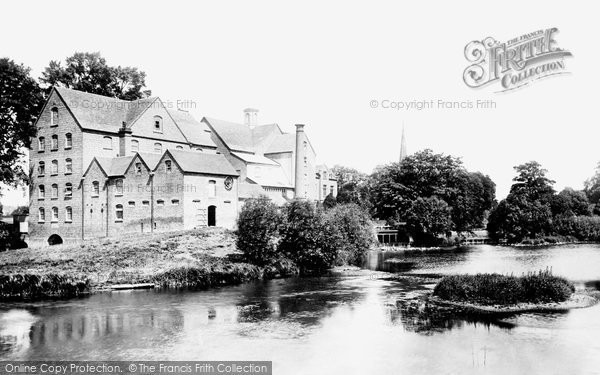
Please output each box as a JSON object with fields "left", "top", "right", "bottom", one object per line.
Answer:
{"left": 29, "top": 87, "right": 335, "bottom": 245}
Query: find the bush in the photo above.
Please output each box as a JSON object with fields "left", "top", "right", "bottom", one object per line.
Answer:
{"left": 279, "top": 200, "right": 342, "bottom": 273}
{"left": 324, "top": 203, "right": 376, "bottom": 266}
{"left": 236, "top": 196, "right": 282, "bottom": 266}
{"left": 553, "top": 215, "right": 600, "bottom": 241}
{"left": 433, "top": 270, "right": 574, "bottom": 305}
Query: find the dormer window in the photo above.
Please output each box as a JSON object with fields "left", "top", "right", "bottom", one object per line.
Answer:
{"left": 50, "top": 107, "right": 59, "bottom": 126}
{"left": 153, "top": 116, "right": 163, "bottom": 133}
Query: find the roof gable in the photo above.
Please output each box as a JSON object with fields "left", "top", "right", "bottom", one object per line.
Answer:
{"left": 128, "top": 98, "right": 188, "bottom": 143}
{"left": 165, "top": 149, "right": 239, "bottom": 176}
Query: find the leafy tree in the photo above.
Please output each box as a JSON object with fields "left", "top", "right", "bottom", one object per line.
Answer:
{"left": 40, "top": 52, "right": 150, "bottom": 100}
{"left": 236, "top": 196, "right": 282, "bottom": 266}
{"left": 279, "top": 200, "right": 342, "bottom": 273}
{"left": 10, "top": 206, "right": 29, "bottom": 216}
{"left": 0, "top": 58, "right": 44, "bottom": 189}
{"left": 324, "top": 204, "right": 375, "bottom": 266}
{"left": 488, "top": 161, "right": 555, "bottom": 241}
{"left": 369, "top": 149, "right": 495, "bottom": 239}
{"left": 550, "top": 188, "right": 591, "bottom": 217}
{"left": 405, "top": 197, "right": 452, "bottom": 237}
{"left": 584, "top": 162, "right": 600, "bottom": 204}
{"left": 322, "top": 193, "right": 337, "bottom": 209}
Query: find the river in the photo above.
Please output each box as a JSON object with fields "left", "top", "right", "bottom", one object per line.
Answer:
{"left": 1, "top": 244, "right": 599, "bottom": 374}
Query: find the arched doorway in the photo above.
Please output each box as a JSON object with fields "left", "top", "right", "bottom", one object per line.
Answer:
{"left": 47, "top": 234, "right": 63, "bottom": 246}
{"left": 208, "top": 205, "right": 216, "bottom": 227}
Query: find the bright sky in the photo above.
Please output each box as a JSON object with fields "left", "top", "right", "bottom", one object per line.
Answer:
{"left": 1, "top": 0, "right": 598, "bottom": 206}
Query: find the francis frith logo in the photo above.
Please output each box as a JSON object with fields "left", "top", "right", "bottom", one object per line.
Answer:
{"left": 463, "top": 28, "right": 572, "bottom": 92}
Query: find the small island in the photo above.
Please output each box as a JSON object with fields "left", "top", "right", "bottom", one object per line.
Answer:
{"left": 430, "top": 270, "right": 597, "bottom": 313}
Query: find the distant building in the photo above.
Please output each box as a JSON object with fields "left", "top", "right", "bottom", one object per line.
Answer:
{"left": 29, "top": 88, "right": 336, "bottom": 245}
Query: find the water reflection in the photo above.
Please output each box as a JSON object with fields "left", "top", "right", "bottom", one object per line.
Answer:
{"left": 0, "top": 244, "right": 599, "bottom": 374}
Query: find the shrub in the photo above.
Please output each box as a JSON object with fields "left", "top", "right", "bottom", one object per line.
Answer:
{"left": 279, "top": 200, "right": 342, "bottom": 273}
{"left": 324, "top": 203, "right": 376, "bottom": 266}
{"left": 323, "top": 194, "right": 337, "bottom": 209}
{"left": 433, "top": 270, "right": 574, "bottom": 305}
{"left": 236, "top": 196, "right": 282, "bottom": 266}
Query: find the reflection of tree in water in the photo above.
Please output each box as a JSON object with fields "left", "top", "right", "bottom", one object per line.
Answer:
{"left": 235, "top": 277, "right": 366, "bottom": 326}
{"left": 390, "top": 297, "right": 516, "bottom": 335}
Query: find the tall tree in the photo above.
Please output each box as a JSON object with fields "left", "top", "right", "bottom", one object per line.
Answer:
{"left": 40, "top": 52, "right": 150, "bottom": 100}
{"left": 0, "top": 58, "right": 44, "bottom": 188}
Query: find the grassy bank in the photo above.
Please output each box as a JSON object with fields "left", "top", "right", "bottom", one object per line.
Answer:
{"left": 0, "top": 228, "right": 298, "bottom": 300}
{"left": 432, "top": 269, "right": 575, "bottom": 305}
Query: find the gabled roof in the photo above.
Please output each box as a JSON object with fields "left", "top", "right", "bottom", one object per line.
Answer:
{"left": 166, "top": 149, "right": 239, "bottom": 176}
{"left": 264, "top": 133, "right": 296, "bottom": 154}
{"left": 231, "top": 152, "right": 280, "bottom": 166}
{"left": 93, "top": 156, "right": 136, "bottom": 177}
{"left": 203, "top": 117, "right": 254, "bottom": 153}
{"left": 169, "top": 110, "right": 216, "bottom": 147}
{"left": 137, "top": 152, "right": 163, "bottom": 170}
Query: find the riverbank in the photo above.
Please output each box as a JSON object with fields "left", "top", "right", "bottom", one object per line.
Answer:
{"left": 0, "top": 228, "right": 298, "bottom": 300}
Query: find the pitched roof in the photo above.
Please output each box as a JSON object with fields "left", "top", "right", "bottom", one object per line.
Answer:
{"left": 203, "top": 117, "right": 254, "bottom": 153}
{"left": 231, "top": 152, "right": 279, "bottom": 166}
{"left": 264, "top": 133, "right": 296, "bottom": 154}
{"left": 137, "top": 152, "right": 163, "bottom": 170}
{"left": 168, "top": 110, "right": 216, "bottom": 147}
{"left": 91, "top": 155, "right": 135, "bottom": 177}
{"left": 167, "top": 149, "right": 239, "bottom": 176}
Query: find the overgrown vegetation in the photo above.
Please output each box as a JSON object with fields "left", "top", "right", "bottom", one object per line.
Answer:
{"left": 0, "top": 228, "right": 295, "bottom": 300}
{"left": 433, "top": 270, "right": 575, "bottom": 305}
{"left": 236, "top": 197, "right": 376, "bottom": 273}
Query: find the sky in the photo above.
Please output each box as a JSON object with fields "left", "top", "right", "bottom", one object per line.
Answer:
{"left": 1, "top": 0, "right": 598, "bottom": 206}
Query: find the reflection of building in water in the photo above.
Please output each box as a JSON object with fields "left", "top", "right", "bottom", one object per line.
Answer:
{"left": 0, "top": 310, "right": 37, "bottom": 357}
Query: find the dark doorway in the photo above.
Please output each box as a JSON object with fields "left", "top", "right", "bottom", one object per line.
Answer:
{"left": 48, "top": 234, "right": 63, "bottom": 246}
{"left": 208, "top": 205, "right": 216, "bottom": 227}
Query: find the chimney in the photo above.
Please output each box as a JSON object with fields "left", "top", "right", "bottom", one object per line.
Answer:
{"left": 243, "top": 108, "right": 259, "bottom": 129}
{"left": 294, "top": 124, "right": 307, "bottom": 199}
{"left": 118, "top": 121, "right": 132, "bottom": 157}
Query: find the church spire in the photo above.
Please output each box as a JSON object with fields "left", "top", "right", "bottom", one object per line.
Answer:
{"left": 399, "top": 124, "right": 407, "bottom": 163}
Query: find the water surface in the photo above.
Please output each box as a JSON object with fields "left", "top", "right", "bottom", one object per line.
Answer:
{"left": 1, "top": 244, "right": 600, "bottom": 374}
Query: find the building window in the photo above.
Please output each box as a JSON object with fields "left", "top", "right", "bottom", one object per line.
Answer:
{"left": 322, "top": 185, "right": 327, "bottom": 198}
{"left": 51, "top": 207, "right": 58, "bottom": 222}
{"left": 165, "top": 160, "right": 172, "bottom": 173}
{"left": 157, "top": 199, "right": 165, "bottom": 206}
{"left": 153, "top": 116, "right": 163, "bottom": 133}
{"left": 171, "top": 199, "right": 180, "bottom": 205}
{"left": 38, "top": 185, "right": 45, "bottom": 199}
{"left": 153, "top": 142, "right": 162, "bottom": 154}
{"left": 115, "top": 204, "right": 123, "bottom": 221}
{"left": 51, "top": 184, "right": 58, "bottom": 199}
{"left": 142, "top": 200, "right": 149, "bottom": 206}
{"left": 208, "top": 180, "right": 216, "bottom": 198}
{"left": 92, "top": 181, "right": 99, "bottom": 197}
{"left": 135, "top": 162, "right": 142, "bottom": 175}
{"left": 65, "top": 183, "right": 72, "bottom": 198}
{"left": 115, "top": 179, "right": 124, "bottom": 195}
{"left": 65, "top": 206, "right": 72, "bottom": 222}
{"left": 131, "top": 140, "right": 139, "bottom": 154}
{"left": 65, "top": 158, "right": 72, "bottom": 174}
{"left": 38, "top": 137, "right": 45, "bottom": 151}
{"left": 38, "top": 161, "right": 45, "bottom": 175}
{"left": 128, "top": 201, "right": 135, "bottom": 207}
{"left": 51, "top": 160, "right": 58, "bottom": 175}
{"left": 51, "top": 135, "right": 58, "bottom": 150}
{"left": 38, "top": 207, "right": 45, "bottom": 222}
{"left": 103, "top": 136, "right": 113, "bottom": 150}
{"left": 330, "top": 186, "right": 334, "bottom": 195}
{"left": 50, "top": 107, "right": 59, "bottom": 126}
{"left": 65, "top": 133, "right": 72, "bottom": 149}
{"left": 176, "top": 145, "right": 184, "bottom": 150}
